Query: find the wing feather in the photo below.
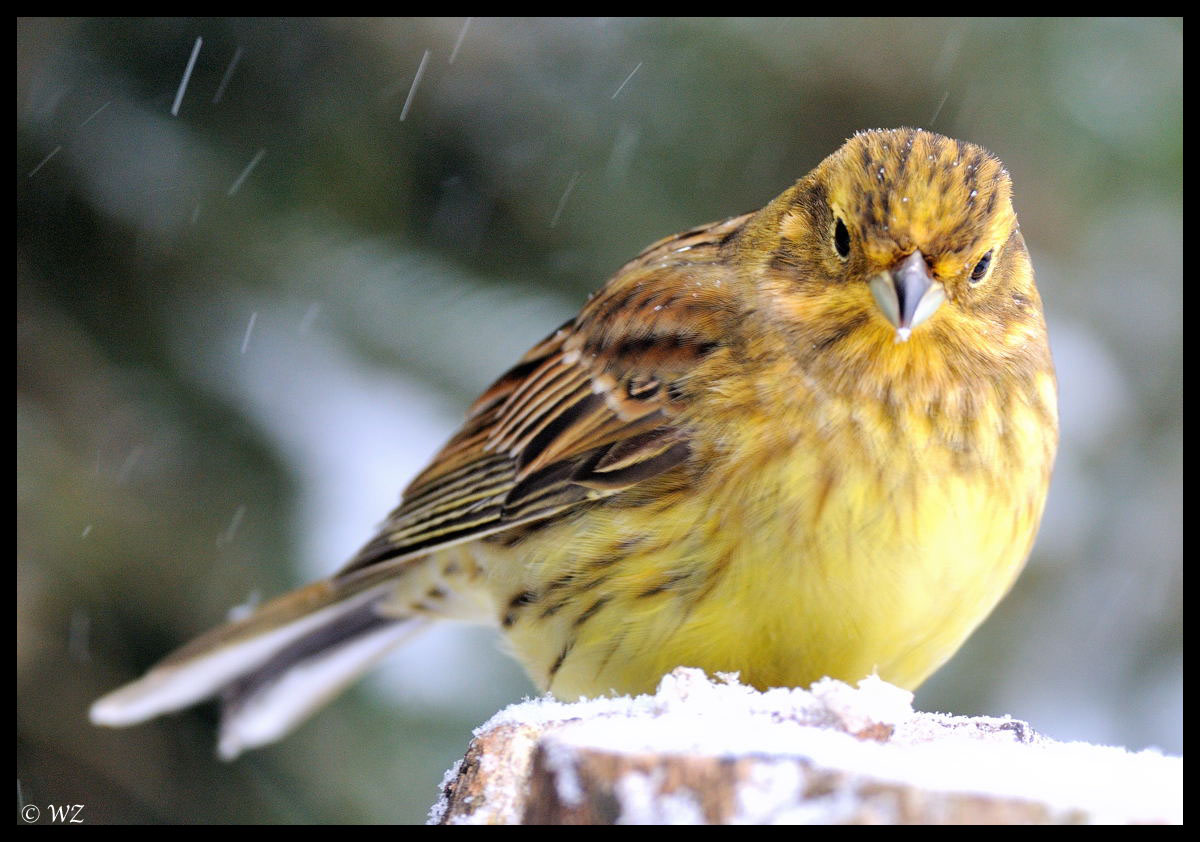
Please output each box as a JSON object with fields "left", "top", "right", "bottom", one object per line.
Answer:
{"left": 337, "top": 213, "right": 751, "bottom": 577}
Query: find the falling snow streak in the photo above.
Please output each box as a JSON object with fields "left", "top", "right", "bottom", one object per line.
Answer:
{"left": 400, "top": 49, "right": 432, "bottom": 121}
{"left": 299, "top": 302, "right": 322, "bottom": 334}
{"left": 449, "top": 18, "right": 472, "bottom": 64}
{"left": 171, "top": 36, "right": 203, "bottom": 117}
{"left": 551, "top": 171, "right": 582, "bottom": 228}
{"left": 611, "top": 62, "right": 643, "bottom": 100}
{"left": 227, "top": 148, "right": 266, "bottom": 196}
{"left": 79, "top": 100, "right": 112, "bottom": 128}
{"left": 240, "top": 312, "right": 258, "bottom": 354}
{"left": 27, "top": 146, "right": 61, "bottom": 178}
{"left": 212, "top": 45, "right": 244, "bottom": 104}
{"left": 929, "top": 91, "right": 950, "bottom": 127}
{"left": 116, "top": 446, "right": 144, "bottom": 485}
{"left": 218, "top": 504, "right": 247, "bottom": 546}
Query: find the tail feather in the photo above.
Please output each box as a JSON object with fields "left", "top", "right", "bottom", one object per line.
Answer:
{"left": 217, "top": 610, "right": 425, "bottom": 759}
{"left": 89, "top": 574, "right": 412, "bottom": 736}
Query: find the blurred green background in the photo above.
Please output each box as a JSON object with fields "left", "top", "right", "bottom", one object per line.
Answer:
{"left": 18, "top": 18, "right": 1181, "bottom": 824}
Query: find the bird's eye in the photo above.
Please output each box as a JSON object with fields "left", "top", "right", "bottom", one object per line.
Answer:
{"left": 970, "top": 249, "right": 993, "bottom": 284}
{"left": 833, "top": 217, "right": 850, "bottom": 259}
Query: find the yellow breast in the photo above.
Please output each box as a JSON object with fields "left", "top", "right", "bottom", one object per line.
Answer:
{"left": 482, "top": 356, "right": 1054, "bottom": 698}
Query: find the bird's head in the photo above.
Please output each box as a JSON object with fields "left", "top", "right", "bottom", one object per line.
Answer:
{"left": 737, "top": 128, "right": 1048, "bottom": 392}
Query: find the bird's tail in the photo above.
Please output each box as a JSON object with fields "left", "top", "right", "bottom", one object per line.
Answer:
{"left": 90, "top": 562, "right": 431, "bottom": 759}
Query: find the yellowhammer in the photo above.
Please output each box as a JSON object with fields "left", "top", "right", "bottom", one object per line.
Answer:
{"left": 91, "top": 128, "right": 1057, "bottom": 759}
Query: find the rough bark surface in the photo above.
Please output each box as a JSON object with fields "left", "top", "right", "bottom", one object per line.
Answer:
{"left": 428, "top": 669, "right": 1180, "bottom": 825}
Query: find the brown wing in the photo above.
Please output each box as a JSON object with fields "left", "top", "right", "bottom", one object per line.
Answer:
{"left": 337, "top": 212, "right": 752, "bottom": 577}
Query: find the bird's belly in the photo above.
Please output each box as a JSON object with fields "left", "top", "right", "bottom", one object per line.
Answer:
{"left": 487, "top": 432, "right": 1044, "bottom": 699}
{"left": 693, "top": 459, "right": 1034, "bottom": 693}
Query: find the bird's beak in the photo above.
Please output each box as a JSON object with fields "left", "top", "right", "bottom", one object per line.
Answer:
{"left": 869, "top": 250, "right": 946, "bottom": 343}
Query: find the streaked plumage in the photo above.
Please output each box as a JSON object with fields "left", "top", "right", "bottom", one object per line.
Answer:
{"left": 92, "top": 128, "right": 1057, "bottom": 759}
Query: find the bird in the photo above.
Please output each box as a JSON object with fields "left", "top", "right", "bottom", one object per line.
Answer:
{"left": 91, "top": 128, "right": 1057, "bottom": 760}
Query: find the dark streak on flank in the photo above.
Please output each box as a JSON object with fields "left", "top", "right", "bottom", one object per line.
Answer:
{"left": 577, "top": 573, "right": 613, "bottom": 594}
{"left": 548, "top": 641, "right": 574, "bottom": 681}
{"left": 593, "top": 628, "right": 627, "bottom": 679}
{"left": 539, "top": 596, "right": 569, "bottom": 620}
{"left": 545, "top": 573, "right": 576, "bottom": 594}
{"left": 637, "top": 572, "right": 691, "bottom": 599}
{"left": 586, "top": 553, "right": 627, "bottom": 571}
{"left": 681, "top": 548, "right": 735, "bottom": 624}
{"left": 572, "top": 596, "right": 612, "bottom": 629}
{"left": 502, "top": 590, "right": 537, "bottom": 628}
